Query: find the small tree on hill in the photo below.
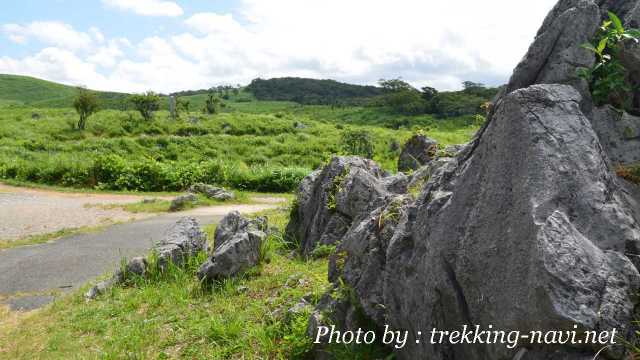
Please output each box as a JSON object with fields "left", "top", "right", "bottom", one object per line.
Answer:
{"left": 130, "top": 91, "right": 161, "bottom": 121}
{"left": 73, "top": 88, "right": 99, "bottom": 130}
{"left": 205, "top": 92, "right": 222, "bottom": 114}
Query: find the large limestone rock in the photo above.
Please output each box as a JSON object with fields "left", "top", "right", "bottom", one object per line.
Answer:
{"left": 315, "top": 85, "right": 640, "bottom": 359}
{"left": 197, "top": 211, "right": 268, "bottom": 281}
{"left": 285, "top": 156, "right": 406, "bottom": 255}
{"left": 397, "top": 134, "right": 438, "bottom": 172}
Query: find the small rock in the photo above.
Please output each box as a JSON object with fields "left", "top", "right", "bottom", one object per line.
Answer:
{"left": 188, "top": 183, "right": 234, "bottom": 201}
{"left": 169, "top": 193, "right": 197, "bottom": 212}
{"left": 397, "top": 134, "right": 438, "bottom": 172}
{"left": 236, "top": 285, "right": 249, "bottom": 294}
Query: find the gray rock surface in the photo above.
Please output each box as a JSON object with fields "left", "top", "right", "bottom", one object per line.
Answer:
{"left": 309, "top": 85, "right": 640, "bottom": 360}
{"left": 285, "top": 156, "right": 399, "bottom": 255}
{"left": 188, "top": 183, "right": 235, "bottom": 201}
{"left": 169, "top": 193, "right": 197, "bottom": 212}
{"left": 302, "top": 1, "right": 640, "bottom": 359}
{"left": 197, "top": 211, "right": 268, "bottom": 281}
{"left": 85, "top": 217, "right": 207, "bottom": 299}
{"left": 397, "top": 134, "right": 438, "bottom": 172}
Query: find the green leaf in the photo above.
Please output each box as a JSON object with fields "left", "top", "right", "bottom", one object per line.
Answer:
{"left": 609, "top": 11, "right": 624, "bottom": 32}
{"left": 597, "top": 37, "right": 608, "bottom": 54}
{"left": 581, "top": 43, "right": 597, "bottom": 53}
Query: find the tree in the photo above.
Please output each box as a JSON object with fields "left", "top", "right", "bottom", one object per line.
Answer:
{"left": 205, "top": 92, "right": 222, "bottom": 114}
{"left": 421, "top": 86, "right": 438, "bottom": 101}
{"left": 129, "top": 91, "right": 160, "bottom": 121}
{"left": 378, "top": 78, "right": 416, "bottom": 93}
{"left": 73, "top": 88, "right": 99, "bottom": 130}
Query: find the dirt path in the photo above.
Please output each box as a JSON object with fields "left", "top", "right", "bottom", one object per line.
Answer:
{"left": 0, "top": 184, "right": 286, "bottom": 311}
{"left": 0, "top": 184, "right": 167, "bottom": 241}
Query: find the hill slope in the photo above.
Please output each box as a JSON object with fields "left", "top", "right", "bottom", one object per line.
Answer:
{"left": 0, "top": 74, "right": 130, "bottom": 109}
{"left": 246, "top": 77, "right": 384, "bottom": 105}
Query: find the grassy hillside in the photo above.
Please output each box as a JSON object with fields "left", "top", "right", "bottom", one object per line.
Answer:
{"left": 0, "top": 74, "right": 130, "bottom": 109}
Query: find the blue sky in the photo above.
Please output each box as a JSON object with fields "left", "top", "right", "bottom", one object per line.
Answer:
{"left": 0, "top": 0, "right": 558, "bottom": 93}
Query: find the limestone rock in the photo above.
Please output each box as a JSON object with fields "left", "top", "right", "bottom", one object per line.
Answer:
{"left": 169, "top": 193, "right": 197, "bottom": 212}
{"left": 284, "top": 156, "right": 396, "bottom": 255}
{"left": 319, "top": 85, "right": 640, "bottom": 360}
{"left": 197, "top": 211, "right": 268, "bottom": 281}
{"left": 188, "top": 183, "right": 234, "bottom": 201}
{"left": 397, "top": 134, "right": 438, "bottom": 172}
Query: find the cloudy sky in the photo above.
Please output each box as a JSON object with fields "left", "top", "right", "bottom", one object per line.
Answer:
{"left": 0, "top": 0, "right": 558, "bottom": 93}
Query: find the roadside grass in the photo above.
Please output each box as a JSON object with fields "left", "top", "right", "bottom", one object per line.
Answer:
{"left": 0, "top": 225, "right": 111, "bottom": 251}
{"left": 0, "top": 207, "right": 394, "bottom": 359}
{"left": 93, "top": 192, "right": 292, "bottom": 214}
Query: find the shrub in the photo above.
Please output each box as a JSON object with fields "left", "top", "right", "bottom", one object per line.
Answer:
{"left": 578, "top": 12, "right": 640, "bottom": 109}
{"left": 129, "top": 91, "right": 161, "bottom": 121}
{"left": 73, "top": 88, "right": 99, "bottom": 130}
{"left": 341, "top": 129, "right": 374, "bottom": 158}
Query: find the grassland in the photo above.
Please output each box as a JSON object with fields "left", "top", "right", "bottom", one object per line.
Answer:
{"left": 0, "top": 207, "right": 391, "bottom": 359}
{"left": 0, "top": 101, "right": 478, "bottom": 193}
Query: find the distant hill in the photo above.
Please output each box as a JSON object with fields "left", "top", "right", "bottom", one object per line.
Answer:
{"left": 246, "top": 77, "right": 384, "bottom": 105}
{"left": 0, "top": 74, "right": 130, "bottom": 109}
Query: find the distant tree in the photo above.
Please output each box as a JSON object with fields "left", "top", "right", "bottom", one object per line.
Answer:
{"left": 421, "top": 86, "right": 439, "bottom": 101}
{"left": 73, "top": 88, "right": 100, "bottom": 130}
{"left": 378, "top": 78, "right": 417, "bottom": 93}
{"left": 205, "top": 92, "right": 222, "bottom": 114}
{"left": 341, "top": 129, "right": 375, "bottom": 159}
{"left": 129, "top": 91, "right": 161, "bottom": 121}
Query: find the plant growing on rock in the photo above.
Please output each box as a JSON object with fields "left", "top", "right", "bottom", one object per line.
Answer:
{"left": 129, "top": 91, "right": 161, "bottom": 121}
{"left": 73, "top": 88, "right": 99, "bottom": 130}
{"left": 578, "top": 12, "right": 640, "bottom": 109}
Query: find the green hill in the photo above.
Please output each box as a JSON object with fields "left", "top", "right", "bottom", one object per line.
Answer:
{"left": 0, "top": 74, "right": 130, "bottom": 109}
{"left": 246, "top": 77, "right": 384, "bottom": 105}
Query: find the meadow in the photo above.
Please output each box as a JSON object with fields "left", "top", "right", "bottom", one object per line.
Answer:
{"left": 0, "top": 98, "right": 479, "bottom": 193}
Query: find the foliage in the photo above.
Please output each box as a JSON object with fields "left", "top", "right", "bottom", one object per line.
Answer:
{"left": 205, "top": 92, "right": 223, "bottom": 114}
{"left": 246, "top": 77, "right": 384, "bottom": 105}
{"left": 341, "top": 129, "right": 375, "bottom": 158}
{"left": 372, "top": 78, "right": 498, "bottom": 118}
{"left": 578, "top": 12, "right": 640, "bottom": 109}
{"left": 72, "top": 88, "right": 100, "bottom": 130}
{"left": 309, "top": 244, "right": 337, "bottom": 259}
{"left": 129, "top": 91, "right": 161, "bottom": 121}
{"left": 616, "top": 164, "right": 640, "bottom": 184}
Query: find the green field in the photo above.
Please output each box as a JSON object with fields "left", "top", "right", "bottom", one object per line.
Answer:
{"left": 0, "top": 75, "right": 479, "bottom": 193}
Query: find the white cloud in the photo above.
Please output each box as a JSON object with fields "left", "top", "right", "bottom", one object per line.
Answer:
{"left": 102, "top": 0, "right": 183, "bottom": 17}
{"left": 0, "top": 0, "right": 560, "bottom": 93}
{"left": 2, "top": 22, "right": 92, "bottom": 50}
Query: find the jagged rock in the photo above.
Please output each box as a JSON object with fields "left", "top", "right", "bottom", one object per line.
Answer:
{"left": 188, "top": 183, "right": 234, "bottom": 201}
{"left": 169, "top": 193, "right": 197, "bottom": 212}
{"left": 285, "top": 156, "right": 398, "bottom": 255}
{"left": 313, "top": 85, "right": 640, "bottom": 360}
{"left": 397, "top": 134, "right": 438, "bottom": 172}
{"left": 154, "top": 217, "right": 208, "bottom": 269}
{"left": 591, "top": 106, "right": 640, "bottom": 164}
{"left": 85, "top": 217, "right": 207, "bottom": 299}
{"left": 197, "top": 211, "right": 268, "bottom": 281}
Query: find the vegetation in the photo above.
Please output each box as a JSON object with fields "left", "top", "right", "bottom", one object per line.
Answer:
{"left": 0, "top": 207, "right": 389, "bottom": 359}
{"left": 72, "top": 88, "right": 100, "bottom": 130}
{"left": 204, "top": 92, "right": 223, "bottom": 114}
{"left": 373, "top": 78, "right": 498, "bottom": 118}
{"left": 341, "top": 129, "right": 375, "bottom": 158}
{"left": 0, "top": 105, "right": 477, "bottom": 192}
{"left": 0, "top": 74, "right": 129, "bottom": 109}
{"left": 129, "top": 91, "right": 161, "bottom": 121}
{"left": 617, "top": 164, "right": 640, "bottom": 184}
{"left": 246, "top": 77, "right": 384, "bottom": 105}
{"left": 578, "top": 12, "right": 640, "bottom": 110}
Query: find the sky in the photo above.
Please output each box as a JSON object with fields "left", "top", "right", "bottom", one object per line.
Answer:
{"left": 0, "top": 0, "right": 558, "bottom": 93}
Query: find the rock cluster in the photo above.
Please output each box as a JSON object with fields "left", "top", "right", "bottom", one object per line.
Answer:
{"left": 169, "top": 193, "right": 197, "bottom": 212}
{"left": 198, "top": 211, "right": 268, "bottom": 281}
{"left": 85, "top": 217, "right": 207, "bottom": 299}
{"left": 291, "top": 1, "right": 640, "bottom": 359}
